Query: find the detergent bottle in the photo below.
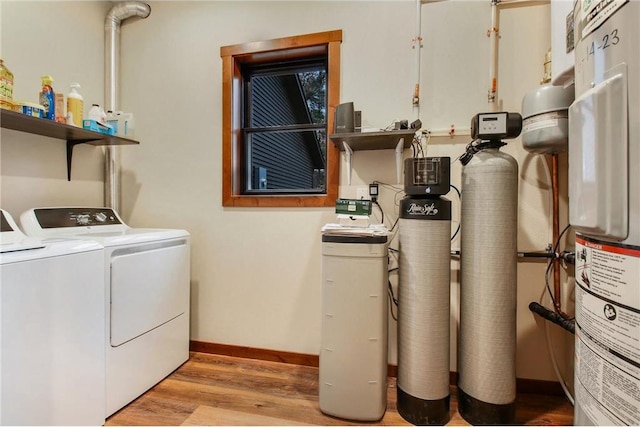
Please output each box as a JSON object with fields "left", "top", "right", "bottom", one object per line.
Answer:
{"left": 39, "top": 75, "right": 55, "bottom": 120}
{"left": 67, "top": 83, "right": 84, "bottom": 127}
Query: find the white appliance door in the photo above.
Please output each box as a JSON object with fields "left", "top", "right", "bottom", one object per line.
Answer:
{"left": 110, "top": 242, "right": 189, "bottom": 347}
{"left": 1, "top": 251, "right": 105, "bottom": 426}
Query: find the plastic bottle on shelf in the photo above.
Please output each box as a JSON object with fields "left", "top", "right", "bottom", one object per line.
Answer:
{"left": 122, "top": 112, "right": 134, "bottom": 137}
{"left": 106, "top": 110, "right": 119, "bottom": 134}
{"left": 39, "top": 75, "right": 56, "bottom": 120}
{"left": 105, "top": 110, "right": 135, "bottom": 138}
{"left": 87, "top": 103, "right": 106, "bottom": 123}
{"left": 66, "top": 83, "right": 84, "bottom": 127}
{"left": 0, "top": 57, "right": 14, "bottom": 106}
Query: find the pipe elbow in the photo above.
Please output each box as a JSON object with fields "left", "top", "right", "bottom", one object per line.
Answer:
{"left": 105, "top": 1, "right": 151, "bottom": 29}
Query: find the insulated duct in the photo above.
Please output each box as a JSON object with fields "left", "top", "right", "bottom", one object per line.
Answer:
{"left": 458, "top": 148, "right": 518, "bottom": 425}
{"left": 104, "top": 1, "right": 151, "bottom": 210}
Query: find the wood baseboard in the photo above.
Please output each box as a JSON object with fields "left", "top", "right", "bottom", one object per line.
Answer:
{"left": 190, "top": 341, "right": 319, "bottom": 367}
{"left": 190, "top": 340, "right": 565, "bottom": 396}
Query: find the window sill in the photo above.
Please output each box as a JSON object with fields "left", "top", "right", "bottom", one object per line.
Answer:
{"left": 222, "top": 193, "right": 337, "bottom": 208}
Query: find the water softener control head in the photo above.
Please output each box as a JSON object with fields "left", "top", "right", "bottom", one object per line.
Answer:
{"left": 470, "top": 112, "right": 522, "bottom": 141}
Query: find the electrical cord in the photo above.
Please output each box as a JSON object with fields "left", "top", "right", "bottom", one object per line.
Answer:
{"left": 534, "top": 155, "right": 575, "bottom": 405}
{"left": 372, "top": 181, "right": 405, "bottom": 230}
{"left": 373, "top": 200, "right": 384, "bottom": 226}
{"left": 544, "top": 224, "right": 574, "bottom": 320}
{"left": 459, "top": 139, "right": 506, "bottom": 165}
{"left": 387, "top": 246, "right": 399, "bottom": 321}
{"left": 450, "top": 184, "right": 461, "bottom": 241}
{"left": 422, "top": 131, "right": 431, "bottom": 157}
{"left": 545, "top": 315, "right": 575, "bottom": 406}
{"left": 384, "top": 119, "right": 399, "bottom": 131}
{"left": 388, "top": 280, "right": 399, "bottom": 321}
{"left": 412, "top": 133, "right": 424, "bottom": 158}
{"left": 390, "top": 216, "right": 400, "bottom": 231}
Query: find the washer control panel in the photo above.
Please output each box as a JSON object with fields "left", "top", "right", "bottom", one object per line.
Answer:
{"left": 33, "top": 208, "right": 122, "bottom": 229}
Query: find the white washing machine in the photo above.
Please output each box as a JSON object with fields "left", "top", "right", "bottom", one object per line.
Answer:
{"left": 0, "top": 209, "right": 105, "bottom": 426}
{"left": 20, "top": 207, "right": 191, "bottom": 417}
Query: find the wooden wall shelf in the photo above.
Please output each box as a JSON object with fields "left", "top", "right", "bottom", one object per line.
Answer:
{"left": 329, "top": 129, "right": 416, "bottom": 151}
{"left": 1, "top": 109, "right": 139, "bottom": 180}
{"left": 329, "top": 129, "right": 416, "bottom": 184}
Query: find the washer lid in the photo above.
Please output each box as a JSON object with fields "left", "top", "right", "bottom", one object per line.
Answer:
{"left": 0, "top": 209, "right": 44, "bottom": 251}
{"left": 19, "top": 207, "right": 189, "bottom": 246}
{"left": 73, "top": 228, "right": 189, "bottom": 246}
{"left": 1, "top": 210, "right": 102, "bottom": 261}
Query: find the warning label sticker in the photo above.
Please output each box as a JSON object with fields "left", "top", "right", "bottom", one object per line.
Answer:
{"left": 575, "top": 334, "right": 640, "bottom": 425}
{"left": 575, "top": 234, "right": 640, "bottom": 425}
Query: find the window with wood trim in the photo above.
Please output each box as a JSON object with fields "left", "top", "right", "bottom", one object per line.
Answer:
{"left": 220, "top": 30, "right": 342, "bottom": 207}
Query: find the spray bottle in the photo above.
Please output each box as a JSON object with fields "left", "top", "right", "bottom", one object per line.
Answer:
{"left": 39, "top": 75, "right": 55, "bottom": 120}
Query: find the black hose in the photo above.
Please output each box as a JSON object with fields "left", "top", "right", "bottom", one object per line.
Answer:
{"left": 518, "top": 251, "right": 555, "bottom": 259}
{"left": 529, "top": 302, "right": 575, "bottom": 334}
{"left": 450, "top": 250, "right": 557, "bottom": 259}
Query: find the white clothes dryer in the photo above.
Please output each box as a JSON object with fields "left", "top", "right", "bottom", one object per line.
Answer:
{"left": 20, "top": 207, "right": 191, "bottom": 417}
{"left": 0, "top": 209, "right": 105, "bottom": 426}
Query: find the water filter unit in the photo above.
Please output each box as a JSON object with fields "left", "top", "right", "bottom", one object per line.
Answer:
{"left": 457, "top": 112, "right": 521, "bottom": 425}
{"left": 397, "top": 157, "right": 451, "bottom": 425}
{"left": 569, "top": 1, "right": 640, "bottom": 425}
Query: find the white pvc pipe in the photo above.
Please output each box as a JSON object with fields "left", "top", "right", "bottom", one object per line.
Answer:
{"left": 498, "top": 0, "right": 549, "bottom": 9}
{"left": 104, "top": 1, "right": 151, "bottom": 210}
{"left": 488, "top": 0, "right": 500, "bottom": 111}
{"left": 413, "top": 0, "right": 422, "bottom": 119}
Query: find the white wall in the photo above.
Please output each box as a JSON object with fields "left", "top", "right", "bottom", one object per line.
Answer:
{"left": 1, "top": 0, "right": 573, "bottom": 384}
{"left": 0, "top": 1, "right": 111, "bottom": 216}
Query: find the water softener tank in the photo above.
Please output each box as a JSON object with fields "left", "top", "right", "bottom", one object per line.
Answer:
{"left": 397, "top": 157, "right": 451, "bottom": 425}
{"left": 458, "top": 147, "right": 518, "bottom": 424}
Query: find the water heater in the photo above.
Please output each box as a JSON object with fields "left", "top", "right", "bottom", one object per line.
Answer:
{"left": 569, "top": 1, "right": 640, "bottom": 425}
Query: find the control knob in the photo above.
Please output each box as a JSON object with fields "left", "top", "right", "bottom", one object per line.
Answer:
{"left": 95, "top": 212, "right": 108, "bottom": 223}
{"left": 76, "top": 214, "right": 91, "bottom": 226}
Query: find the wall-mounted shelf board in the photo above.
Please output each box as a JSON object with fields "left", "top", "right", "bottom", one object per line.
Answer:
{"left": 329, "top": 129, "right": 416, "bottom": 151}
{"left": 1, "top": 109, "right": 139, "bottom": 180}
{"left": 329, "top": 129, "right": 417, "bottom": 185}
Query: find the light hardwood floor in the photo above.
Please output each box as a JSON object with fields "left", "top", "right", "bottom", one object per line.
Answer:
{"left": 105, "top": 352, "right": 574, "bottom": 426}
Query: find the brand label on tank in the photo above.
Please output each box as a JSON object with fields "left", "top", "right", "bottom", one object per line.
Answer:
{"left": 522, "top": 111, "right": 566, "bottom": 133}
{"left": 578, "top": 0, "right": 628, "bottom": 39}
{"left": 400, "top": 198, "right": 451, "bottom": 220}
{"left": 574, "top": 234, "right": 640, "bottom": 425}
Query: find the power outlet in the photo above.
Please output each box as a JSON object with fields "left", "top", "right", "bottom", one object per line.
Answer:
{"left": 356, "top": 187, "right": 369, "bottom": 200}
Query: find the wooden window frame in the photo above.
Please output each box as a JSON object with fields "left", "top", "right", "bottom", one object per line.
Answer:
{"left": 220, "top": 30, "right": 342, "bottom": 207}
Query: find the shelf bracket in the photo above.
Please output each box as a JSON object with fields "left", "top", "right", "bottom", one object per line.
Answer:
{"left": 342, "top": 141, "right": 353, "bottom": 185}
{"left": 66, "top": 140, "right": 93, "bottom": 181}
{"left": 395, "top": 138, "right": 404, "bottom": 184}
